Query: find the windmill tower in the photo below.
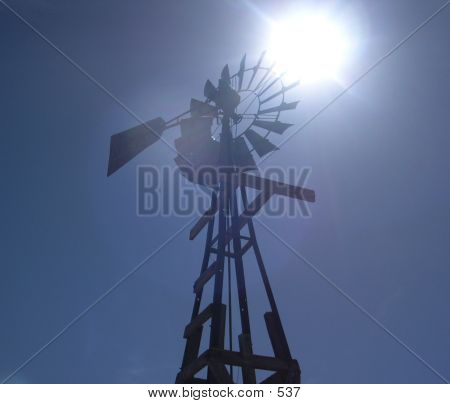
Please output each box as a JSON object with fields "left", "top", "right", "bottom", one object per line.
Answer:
{"left": 107, "top": 53, "right": 315, "bottom": 383}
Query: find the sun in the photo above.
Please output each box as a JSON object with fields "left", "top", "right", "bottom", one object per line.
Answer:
{"left": 267, "top": 13, "right": 351, "bottom": 84}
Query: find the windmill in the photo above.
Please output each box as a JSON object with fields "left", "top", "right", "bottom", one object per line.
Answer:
{"left": 107, "top": 52, "right": 315, "bottom": 383}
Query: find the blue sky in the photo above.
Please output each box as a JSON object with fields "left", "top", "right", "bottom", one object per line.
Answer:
{"left": 1, "top": 0, "right": 449, "bottom": 383}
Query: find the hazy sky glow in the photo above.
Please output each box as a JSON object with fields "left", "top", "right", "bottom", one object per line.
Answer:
{"left": 267, "top": 12, "right": 353, "bottom": 84}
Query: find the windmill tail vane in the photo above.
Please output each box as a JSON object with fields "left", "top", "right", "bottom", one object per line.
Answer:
{"left": 107, "top": 52, "right": 316, "bottom": 383}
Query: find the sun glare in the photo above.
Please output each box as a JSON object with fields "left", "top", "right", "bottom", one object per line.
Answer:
{"left": 267, "top": 13, "right": 352, "bottom": 84}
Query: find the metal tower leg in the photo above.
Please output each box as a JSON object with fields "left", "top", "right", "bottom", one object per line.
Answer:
{"left": 176, "top": 185, "right": 301, "bottom": 384}
{"left": 181, "top": 194, "right": 216, "bottom": 371}
{"left": 240, "top": 186, "right": 301, "bottom": 383}
{"left": 230, "top": 186, "right": 256, "bottom": 383}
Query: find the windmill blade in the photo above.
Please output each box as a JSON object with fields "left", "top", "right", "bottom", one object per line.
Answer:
{"left": 190, "top": 98, "right": 217, "bottom": 117}
{"left": 260, "top": 81, "right": 299, "bottom": 104}
{"left": 107, "top": 117, "right": 165, "bottom": 176}
{"left": 221, "top": 64, "right": 231, "bottom": 84}
{"left": 253, "top": 120, "right": 293, "bottom": 134}
{"left": 244, "top": 129, "right": 279, "bottom": 157}
{"left": 253, "top": 61, "right": 275, "bottom": 92}
{"left": 259, "top": 101, "right": 299, "bottom": 115}
{"left": 204, "top": 79, "right": 218, "bottom": 101}
{"left": 237, "top": 54, "right": 246, "bottom": 90}
{"left": 247, "top": 50, "right": 266, "bottom": 90}
{"left": 233, "top": 137, "right": 256, "bottom": 169}
{"left": 258, "top": 76, "right": 279, "bottom": 97}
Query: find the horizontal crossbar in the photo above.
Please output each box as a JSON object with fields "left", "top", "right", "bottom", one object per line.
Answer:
{"left": 189, "top": 173, "right": 315, "bottom": 240}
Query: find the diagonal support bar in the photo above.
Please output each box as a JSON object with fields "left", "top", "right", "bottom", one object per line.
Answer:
{"left": 189, "top": 173, "right": 315, "bottom": 241}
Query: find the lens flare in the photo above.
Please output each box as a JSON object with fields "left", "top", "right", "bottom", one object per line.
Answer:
{"left": 268, "top": 13, "right": 352, "bottom": 84}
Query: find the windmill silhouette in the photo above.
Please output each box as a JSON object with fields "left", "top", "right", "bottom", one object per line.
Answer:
{"left": 107, "top": 52, "right": 315, "bottom": 383}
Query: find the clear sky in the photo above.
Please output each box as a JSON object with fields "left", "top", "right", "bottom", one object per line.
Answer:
{"left": 1, "top": 0, "right": 450, "bottom": 383}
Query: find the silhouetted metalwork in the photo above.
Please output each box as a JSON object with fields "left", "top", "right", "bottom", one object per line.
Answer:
{"left": 107, "top": 117, "right": 165, "bottom": 176}
{"left": 244, "top": 129, "right": 278, "bottom": 157}
{"left": 107, "top": 52, "right": 315, "bottom": 383}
